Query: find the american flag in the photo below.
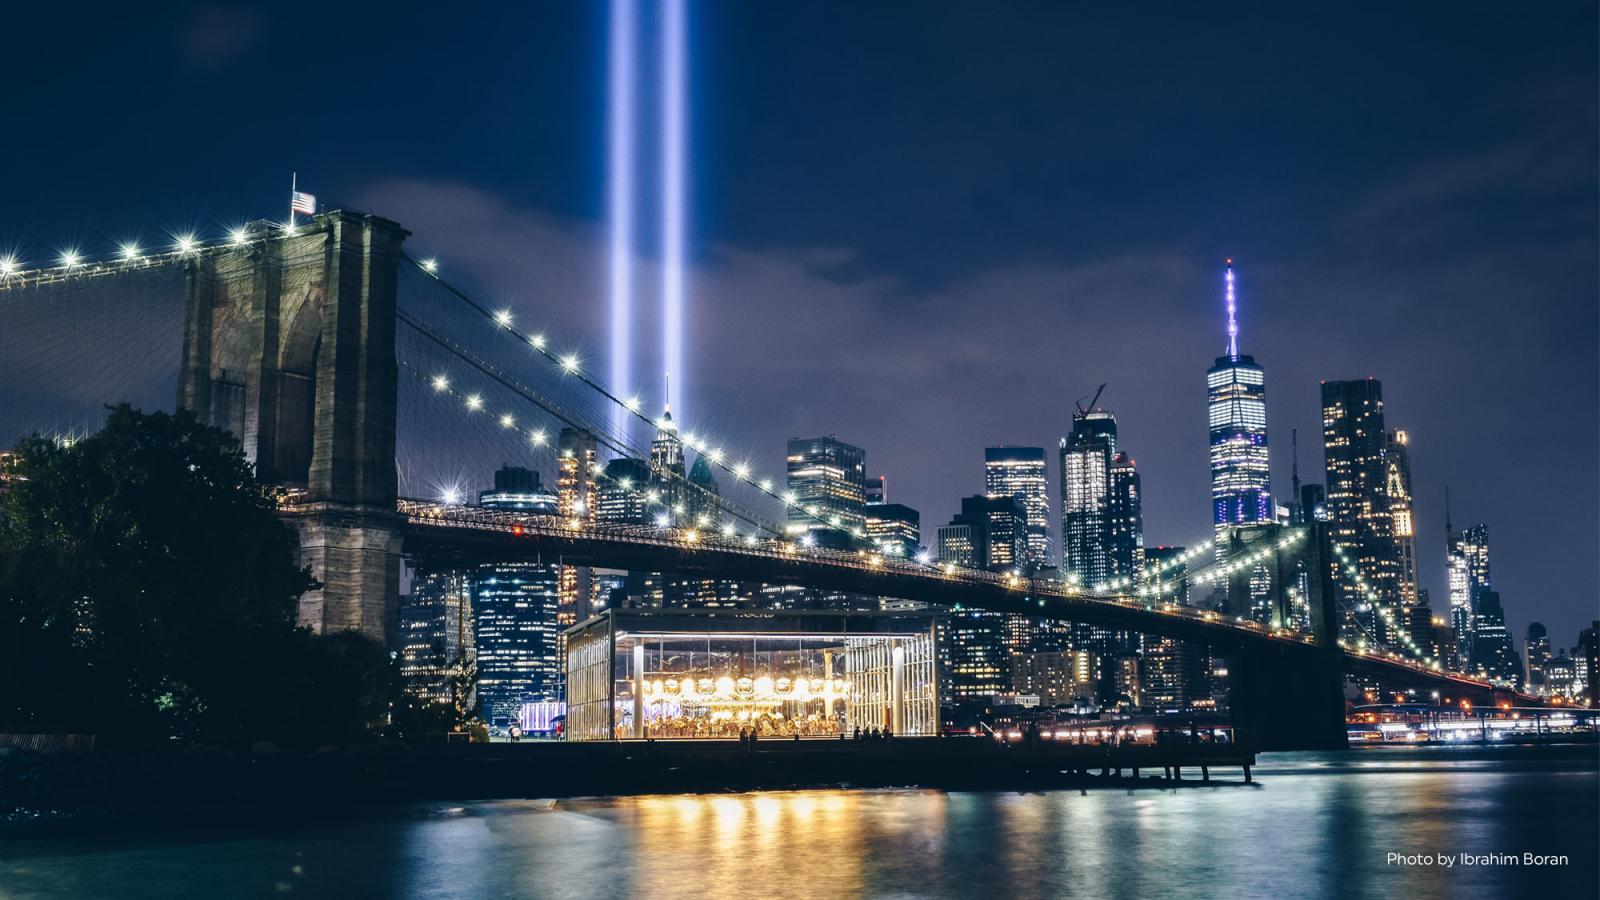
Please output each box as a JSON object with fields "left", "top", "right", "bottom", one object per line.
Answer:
{"left": 291, "top": 191, "right": 316, "bottom": 215}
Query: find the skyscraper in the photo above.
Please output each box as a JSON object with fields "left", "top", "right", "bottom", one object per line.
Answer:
{"left": 1107, "top": 451, "right": 1144, "bottom": 579}
{"left": 1207, "top": 262, "right": 1272, "bottom": 546}
{"left": 398, "top": 570, "right": 474, "bottom": 707}
{"left": 1321, "top": 378, "right": 1402, "bottom": 645}
{"left": 650, "top": 405, "right": 687, "bottom": 518}
{"left": 1385, "top": 430, "right": 1420, "bottom": 608}
{"left": 474, "top": 466, "right": 562, "bottom": 724}
{"left": 865, "top": 502, "right": 920, "bottom": 558}
{"left": 1060, "top": 409, "right": 1117, "bottom": 587}
{"left": 597, "top": 457, "right": 650, "bottom": 525}
{"left": 1469, "top": 590, "right": 1520, "bottom": 686}
{"left": 1525, "top": 622, "right": 1552, "bottom": 694}
{"left": 556, "top": 428, "right": 600, "bottom": 633}
{"left": 786, "top": 435, "right": 867, "bottom": 541}
{"left": 984, "top": 446, "right": 1052, "bottom": 569}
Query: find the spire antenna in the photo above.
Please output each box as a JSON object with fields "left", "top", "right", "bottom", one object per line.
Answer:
{"left": 1224, "top": 259, "right": 1240, "bottom": 359}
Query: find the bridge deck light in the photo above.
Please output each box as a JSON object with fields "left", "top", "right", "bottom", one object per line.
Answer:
{"left": 431, "top": 375, "right": 449, "bottom": 392}
{"left": 529, "top": 429, "right": 548, "bottom": 446}
{"left": 176, "top": 235, "right": 197, "bottom": 254}
{"left": 530, "top": 334, "right": 546, "bottom": 349}
{"left": 494, "top": 309, "right": 513, "bottom": 327}
{"left": 499, "top": 413, "right": 515, "bottom": 429}
{"left": 0, "top": 256, "right": 15, "bottom": 275}
{"left": 560, "top": 354, "right": 580, "bottom": 373}
{"left": 421, "top": 258, "right": 439, "bottom": 273}
{"left": 625, "top": 396, "right": 642, "bottom": 412}
{"left": 119, "top": 243, "right": 140, "bottom": 261}
{"left": 465, "top": 394, "right": 483, "bottom": 411}
{"left": 60, "top": 250, "right": 81, "bottom": 268}
{"left": 229, "top": 227, "right": 249, "bottom": 245}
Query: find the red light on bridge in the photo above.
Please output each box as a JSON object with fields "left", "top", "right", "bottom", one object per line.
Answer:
{"left": 513, "top": 525, "right": 525, "bottom": 536}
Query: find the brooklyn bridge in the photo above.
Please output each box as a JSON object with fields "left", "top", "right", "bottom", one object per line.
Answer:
{"left": 0, "top": 210, "right": 1538, "bottom": 749}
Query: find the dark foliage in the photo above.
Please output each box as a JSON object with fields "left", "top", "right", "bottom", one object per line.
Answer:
{"left": 0, "top": 405, "right": 392, "bottom": 748}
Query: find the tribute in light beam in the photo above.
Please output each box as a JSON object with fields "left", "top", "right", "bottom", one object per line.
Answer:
{"left": 608, "top": 0, "right": 637, "bottom": 442}
{"left": 661, "top": 0, "right": 687, "bottom": 417}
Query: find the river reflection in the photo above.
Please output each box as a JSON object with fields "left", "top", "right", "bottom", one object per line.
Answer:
{"left": 1, "top": 749, "right": 1594, "bottom": 898}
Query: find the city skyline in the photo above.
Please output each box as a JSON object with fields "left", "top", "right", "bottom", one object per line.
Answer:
{"left": 0, "top": 3, "right": 1594, "bottom": 646}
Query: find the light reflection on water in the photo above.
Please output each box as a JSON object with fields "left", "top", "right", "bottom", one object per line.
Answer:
{"left": 0, "top": 750, "right": 1594, "bottom": 899}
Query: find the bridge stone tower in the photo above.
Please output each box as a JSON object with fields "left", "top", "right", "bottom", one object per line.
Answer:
{"left": 178, "top": 211, "right": 408, "bottom": 642}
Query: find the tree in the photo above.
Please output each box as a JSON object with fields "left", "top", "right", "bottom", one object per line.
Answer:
{"left": 0, "top": 405, "right": 387, "bottom": 747}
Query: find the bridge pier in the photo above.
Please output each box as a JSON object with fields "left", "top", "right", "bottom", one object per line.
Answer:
{"left": 1226, "top": 645, "right": 1348, "bottom": 751}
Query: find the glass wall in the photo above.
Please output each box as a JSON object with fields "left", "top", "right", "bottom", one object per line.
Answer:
{"left": 564, "top": 612, "right": 939, "bottom": 740}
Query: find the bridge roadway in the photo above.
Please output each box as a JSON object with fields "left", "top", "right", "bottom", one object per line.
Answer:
{"left": 384, "top": 499, "right": 1531, "bottom": 708}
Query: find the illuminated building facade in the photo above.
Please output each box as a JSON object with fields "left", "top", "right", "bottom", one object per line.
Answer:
{"left": 984, "top": 446, "right": 1052, "bottom": 568}
{"left": 1139, "top": 635, "right": 1210, "bottom": 711}
{"left": 1321, "top": 378, "right": 1401, "bottom": 645}
{"left": 1468, "top": 590, "right": 1520, "bottom": 687}
{"left": 398, "top": 570, "right": 474, "bottom": 707}
{"left": 564, "top": 609, "right": 939, "bottom": 740}
{"left": 649, "top": 406, "right": 687, "bottom": 516}
{"left": 1207, "top": 264, "right": 1272, "bottom": 545}
{"left": 1384, "top": 430, "right": 1420, "bottom": 608}
{"left": 1107, "top": 451, "right": 1144, "bottom": 578}
{"left": 1525, "top": 622, "right": 1551, "bottom": 694}
{"left": 865, "top": 502, "right": 920, "bottom": 558}
{"left": 557, "top": 428, "right": 600, "bottom": 634}
{"left": 474, "top": 466, "right": 562, "bottom": 724}
{"left": 1060, "top": 409, "right": 1118, "bottom": 586}
{"left": 597, "top": 457, "right": 650, "bottom": 525}
{"left": 786, "top": 435, "right": 867, "bottom": 540}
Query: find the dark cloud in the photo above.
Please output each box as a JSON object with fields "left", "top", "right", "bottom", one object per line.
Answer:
{"left": 178, "top": 5, "right": 269, "bottom": 68}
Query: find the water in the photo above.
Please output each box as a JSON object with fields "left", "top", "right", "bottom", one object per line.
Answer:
{"left": 2, "top": 748, "right": 1594, "bottom": 898}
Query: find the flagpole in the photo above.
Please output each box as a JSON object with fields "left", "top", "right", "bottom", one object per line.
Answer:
{"left": 289, "top": 172, "right": 297, "bottom": 227}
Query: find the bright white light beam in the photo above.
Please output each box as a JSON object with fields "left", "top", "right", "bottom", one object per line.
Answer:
{"left": 609, "top": 0, "right": 637, "bottom": 441}
{"left": 661, "top": 0, "right": 687, "bottom": 417}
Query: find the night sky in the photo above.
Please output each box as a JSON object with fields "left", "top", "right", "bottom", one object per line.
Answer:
{"left": 3, "top": 3, "right": 1596, "bottom": 643}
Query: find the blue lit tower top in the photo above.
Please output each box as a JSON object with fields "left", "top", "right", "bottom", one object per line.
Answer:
{"left": 1207, "top": 260, "right": 1271, "bottom": 539}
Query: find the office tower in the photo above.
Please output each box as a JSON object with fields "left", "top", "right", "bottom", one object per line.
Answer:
{"left": 1144, "top": 546, "right": 1190, "bottom": 606}
{"left": 1107, "top": 451, "right": 1144, "bottom": 578}
{"left": 939, "top": 494, "right": 1027, "bottom": 573}
{"left": 1385, "top": 430, "right": 1420, "bottom": 608}
{"left": 936, "top": 495, "right": 1028, "bottom": 696}
{"left": 945, "top": 611, "right": 1010, "bottom": 700}
{"left": 474, "top": 466, "right": 562, "bottom": 724}
{"left": 687, "top": 454, "right": 721, "bottom": 526}
{"left": 984, "top": 446, "right": 1052, "bottom": 568}
{"left": 1580, "top": 623, "right": 1600, "bottom": 707}
{"left": 1469, "top": 590, "right": 1520, "bottom": 686}
{"left": 786, "top": 435, "right": 867, "bottom": 541}
{"left": 597, "top": 457, "right": 650, "bottom": 525}
{"left": 1207, "top": 262, "right": 1272, "bottom": 547}
{"left": 1060, "top": 408, "right": 1118, "bottom": 587}
{"left": 1139, "top": 635, "right": 1210, "bottom": 711}
{"left": 480, "top": 465, "right": 558, "bottom": 512}
{"left": 1525, "top": 622, "right": 1552, "bottom": 694}
{"left": 556, "top": 428, "right": 599, "bottom": 631}
{"left": 398, "top": 570, "right": 474, "bottom": 707}
{"left": 650, "top": 404, "right": 687, "bottom": 517}
{"left": 865, "top": 502, "right": 920, "bottom": 558}
{"left": 1321, "top": 378, "right": 1402, "bottom": 645}
{"left": 1299, "top": 483, "right": 1327, "bottom": 523}
{"left": 1461, "top": 524, "right": 1491, "bottom": 602}
{"left": 1447, "top": 512, "right": 1491, "bottom": 666}
{"left": 1060, "top": 406, "right": 1142, "bottom": 659}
